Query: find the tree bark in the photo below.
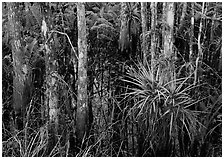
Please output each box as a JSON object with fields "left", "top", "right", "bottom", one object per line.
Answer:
{"left": 141, "top": 2, "right": 148, "bottom": 65}
{"left": 194, "top": 2, "right": 205, "bottom": 85}
{"left": 189, "top": 2, "right": 194, "bottom": 63}
{"left": 42, "top": 17, "right": 59, "bottom": 154}
{"left": 179, "top": 3, "right": 187, "bottom": 32}
{"left": 150, "top": 2, "right": 157, "bottom": 77}
{"left": 209, "top": 3, "right": 216, "bottom": 67}
{"left": 163, "top": 3, "right": 174, "bottom": 58}
{"left": 7, "top": 2, "right": 32, "bottom": 130}
{"left": 76, "top": 2, "right": 89, "bottom": 149}
{"left": 162, "top": 2, "right": 176, "bottom": 92}
{"left": 119, "top": 2, "right": 129, "bottom": 55}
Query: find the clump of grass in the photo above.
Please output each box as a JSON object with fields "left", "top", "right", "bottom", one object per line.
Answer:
{"left": 2, "top": 125, "right": 48, "bottom": 157}
{"left": 123, "top": 59, "right": 204, "bottom": 156}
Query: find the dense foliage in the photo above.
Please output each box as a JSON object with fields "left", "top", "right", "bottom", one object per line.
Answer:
{"left": 2, "top": 2, "right": 222, "bottom": 157}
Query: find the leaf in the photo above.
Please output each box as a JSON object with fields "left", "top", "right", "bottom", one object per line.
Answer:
{"left": 41, "top": 19, "right": 48, "bottom": 37}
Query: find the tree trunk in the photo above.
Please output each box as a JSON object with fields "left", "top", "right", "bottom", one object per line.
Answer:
{"left": 162, "top": 2, "right": 176, "bottom": 91}
{"left": 210, "top": 3, "right": 217, "bottom": 69}
{"left": 163, "top": 3, "right": 174, "bottom": 58}
{"left": 157, "top": 2, "right": 175, "bottom": 156}
{"left": 164, "top": 2, "right": 176, "bottom": 86}
{"left": 150, "top": 2, "right": 157, "bottom": 77}
{"left": 141, "top": 2, "right": 148, "bottom": 65}
{"left": 189, "top": 2, "right": 194, "bottom": 63}
{"left": 42, "top": 17, "right": 59, "bottom": 154}
{"left": 75, "top": 2, "right": 89, "bottom": 150}
{"left": 119, "top": 2, "right": 129, "bottom": 57}
{"left": 7, "top": 2, "right": 32, "bottom": 130}
{"left": 179, "top": 3, "right": 187, "bottom": 32}
{"left": 194, "top": 2, "right": 205, "bottom": 85}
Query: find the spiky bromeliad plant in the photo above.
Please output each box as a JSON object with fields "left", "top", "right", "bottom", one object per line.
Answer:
{"left": 123, "top": 59, "right": 203, "bottom": 156}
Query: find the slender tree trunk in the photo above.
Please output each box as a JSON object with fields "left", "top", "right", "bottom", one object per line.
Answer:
{"left": 75, "top": 2, "right": 90, "bottom": 150}
{"left": 194, "top": 2, "right": 205, "bottom": 85}
{"left": 150, "top": 2, "right": 157, "bottom": 77}
{"left": 162, "top": 3, "right": 166, "bottom": 50}
{"left": 189, "top": 2, "right": 194, "bottom": 63}
{"left": 210, "top": 3, "right": 216, "bottom": 45}
{"left": 158, "top": 2, "right": 175, "bottom": 156}
{"left": 179, "top": 3, "right": 187, "bottom": 32}
{"left": 163, "top": 2, "right": 175, "bottom": 90}
{"left": 119, "top": 2, "right": 129, "bottom": 56}
{"left": 7, "top": 2, "right": 32, "bottom": 130}
{"left": 210, "top": 3, "right": 217, "bottom": 70}
{"left": 42, "top": 17, "right": 59, "bottom": 154}
{"left": 141, "top": 2, "right": 148, "bottom": 65}
{"left": 163, "top": 3, "right": 174, "bottom": 58}
{"left": 202, "top": 3, "right": 208, "bottom": 63}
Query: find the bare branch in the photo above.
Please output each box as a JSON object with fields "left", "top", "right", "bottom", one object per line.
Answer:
{"left": 49, "top": 30, "right": 78, "bottom": 60}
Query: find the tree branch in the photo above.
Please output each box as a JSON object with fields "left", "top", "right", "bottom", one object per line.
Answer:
{"left": 49, "top": 30, "right": 78, "bottom": 60}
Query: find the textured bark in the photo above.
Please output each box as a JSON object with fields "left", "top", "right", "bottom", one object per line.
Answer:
{"left": 162, "top": 2, "right": 175, "bottom": 88}
{"left": 163, "top": 2, "right": 174, "bottom": 58}
{"left": 163, "top": 2, "right": 175, "bottom": 85}
{"left": 194, "top": 2, "right": 205, "bottom": 85}
{"left": 43, "top": 17, "right": 59, "bottom": 154}
{"left": 162, "top": 3, "right": 166, "bottom": 50}
{"left": 119, "top": 2, "right": 129, "bottom": 53}
{"left": 7, "top": 2, "right": 32, "bottom": 130}
{"left": 179, "top": 3, "right": 187, "bottom": 32}
{"left": 197, "top": 2, "right": 205, "bottom": 61}
{"left": 76, "top": 2, "right": 89, "bottom": 149}
{"left": 210, "top": 3, "right": 216, "bottom": 46}
{"left": 45, "top": 45, "right": 59, "bottom": 127}
{"left": 141, "top": 2, "right": 148, "bottom": 64}
{"left": 150, "top": 2, "right": 157, "bottom": 75}
{"left": 189, "top": 2, "right": 194, "bottom": 63}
